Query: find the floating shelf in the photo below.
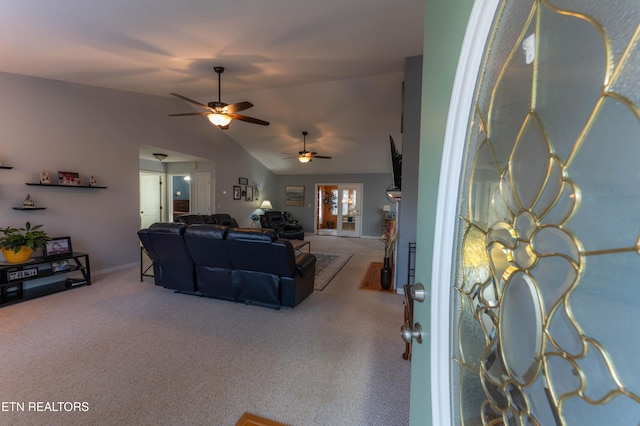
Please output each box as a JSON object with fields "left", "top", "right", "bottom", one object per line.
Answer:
{"left": 26, "top": 183, "right": 107, "bottom": 189}
{"left": 12, "top": 207, "right": 46, "bottom": 210}
{"left": 0, "top": 166, "right": 13, "bottom": 169}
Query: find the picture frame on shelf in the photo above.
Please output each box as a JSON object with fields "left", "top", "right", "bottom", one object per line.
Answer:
{"left": 233, "top": 186, "right": 241, "bottom": 200}
{"left": 245, "top": 186, "right": 253, "bottom": 201}
{"left": 238, "top": 177, "right": 248, "bottom": 185}
{"left": 51, "top": 259, "right": 71, "bottom": 273}
{"left": 57, "top": 171, "right": 81, "bottom": 186}
{"left": 40, "top": 171, "right": 51, "bottom": 184}
{"left": 285, "top": 185, "right": 305, "bottom": 206}
{"left": 89, "top": 176, "right": 98, "bottom": 187}
{"left": 44, "top": 236, "right": 73, "bottom": 259}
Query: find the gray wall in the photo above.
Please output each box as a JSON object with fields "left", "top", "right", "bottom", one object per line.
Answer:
{"left": 0, "top": 71, "right": 275, "bottom": 273}
{"left": 395, "top": 55, "right": 423, "bottom": 288}
{"left": 275, "top": 174, "right": 395, "bottom": 237}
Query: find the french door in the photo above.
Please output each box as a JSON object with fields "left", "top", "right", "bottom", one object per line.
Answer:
{"left": 432, "top": 0, "right": 640, "bottom": 424}
{"left": 336, "top": 183, "right": 362, "bottom": 237}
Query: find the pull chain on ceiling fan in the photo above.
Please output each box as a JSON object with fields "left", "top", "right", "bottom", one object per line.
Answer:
{"left": 168, "top": 66, "right": 269, "bottom": 129}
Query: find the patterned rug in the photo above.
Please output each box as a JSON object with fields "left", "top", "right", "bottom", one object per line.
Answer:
{"left": 312, "top": 251, "right": 353, "bottom": 291}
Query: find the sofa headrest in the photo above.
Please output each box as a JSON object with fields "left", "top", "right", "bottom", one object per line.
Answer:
{"left": 184, "top": 224, "right": 229, "bottom": 239}
{"left": 227, "top": 228, "right": 278, "bottom": 243}
{"left": 148, "top": 222, "right": 187, "bottom": 235}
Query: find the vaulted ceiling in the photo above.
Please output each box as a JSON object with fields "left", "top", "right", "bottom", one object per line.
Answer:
{"left": 0, "top": 1, "right": 424, "bottom": 174}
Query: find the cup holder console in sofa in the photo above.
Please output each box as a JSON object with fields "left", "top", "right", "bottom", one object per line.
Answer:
{"left": 138, "top": 223, "right": 315, "bottom": 309}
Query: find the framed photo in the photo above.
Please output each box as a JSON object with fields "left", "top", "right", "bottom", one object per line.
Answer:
{"left": 51, "top": 259, "right": 71, "bottom": 273}
{"left": 89, "top": 176, "right": 98, "bottom": 186}
{"left": 285, "top": 185, "right": 305, "bottom": 206}
{"left": 238, "top": 177, "right": 248, "bottom": 185}
{"left": 58, "top": 171, "right": 81, "bottom": 186}
{"left": 245, "top": 186, "right": 253, "bottom": 201}
{"left": 40, "top": 171, "right": 51, "bottom": 184}
{"left": 44, "top": 236, "right": 73, "bottom": 259}
{"left": 233, "top": 186, "right": 241, "bottom": 200}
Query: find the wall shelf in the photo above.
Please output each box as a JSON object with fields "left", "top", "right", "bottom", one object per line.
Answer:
{"left": 12, "top": 207, "right": 46, "bottom": 211}
{"left": 26, "top": 183, "right": 107, "bottom": 189}
{"left": 0, "top": 166, "right": 13, "bottom": 169}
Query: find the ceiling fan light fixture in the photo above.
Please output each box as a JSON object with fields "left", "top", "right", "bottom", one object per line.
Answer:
{"left": 207, "top": 113, "right": 232, "bottom": 127}
{"left": 298, "top": 153, "right": 312, "bottom": 163}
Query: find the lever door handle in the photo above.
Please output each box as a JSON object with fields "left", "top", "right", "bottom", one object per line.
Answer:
{"left": 408, "top": 282, "right": 426, "bottom": 303}
{"left": 401, "top": 322, "right": 424, "bottom": 344}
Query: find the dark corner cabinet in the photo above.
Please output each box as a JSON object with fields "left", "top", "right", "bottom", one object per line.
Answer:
{"left": 0, "top": 253, "right": 90, "bottom": 307}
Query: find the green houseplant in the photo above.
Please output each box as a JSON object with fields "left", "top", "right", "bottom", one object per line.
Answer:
{"left": 0, "top": 222, "right": 50, "bottom": 263}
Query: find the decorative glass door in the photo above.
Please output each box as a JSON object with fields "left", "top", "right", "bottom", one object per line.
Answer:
{"left": 447, "top": 0, "right": 640, "bottom": 424}
{"left": 337, "top": 184, "right": 362, "bottom": 237}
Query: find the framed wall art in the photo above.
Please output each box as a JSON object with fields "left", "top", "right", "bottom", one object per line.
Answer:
{"left": 245, "top": 186, "right": 253, "bottom": 201}
{"left": 233, "top": 186, "right": 241, "bottom": 200}
{"left": 285, "top": 185, "right": 305, "bottom": 206}
{"left": 238, "top": 177, "right": 248, "bottom": 185}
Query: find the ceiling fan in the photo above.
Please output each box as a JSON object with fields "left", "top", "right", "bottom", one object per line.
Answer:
{"left": 284, "top": 131, "right": 332, "bottom": 163}
{"left": 168, "top": 66, "right": 269, "bottom": 130}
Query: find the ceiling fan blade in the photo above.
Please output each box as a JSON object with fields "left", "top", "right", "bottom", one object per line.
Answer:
{"left": 224, "top": 101, "right": 254, "bottom": 113}
{"left": 170, "top": 93, "right": 208, "bottom": 108}
{"left": 228, "top": 113, "right": 270, "bottom": 126}
{"left": 312, "top": 155, "right": 332, "bottom": 159}
{"left": 168, "top": 112, "right": 211, "bottom": 117}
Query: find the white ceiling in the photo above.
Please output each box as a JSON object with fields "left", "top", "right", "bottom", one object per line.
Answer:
{"left": 0, "top": 0, "right": 424, "bottom": 174}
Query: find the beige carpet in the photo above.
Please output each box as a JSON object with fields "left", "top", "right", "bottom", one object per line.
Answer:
{"left": 311, "top": 252, "right": 352, "bottom": 291}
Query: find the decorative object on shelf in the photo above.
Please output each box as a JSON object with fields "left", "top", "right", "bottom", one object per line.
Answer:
{"left": 250, "top": 214, "right": 260, "bottom": 228}
{"left": 51, "top": 259, "right": 71, "bottom": 272}
{"left": 58, "top": 171, "right": 81, "bottom": 186}
{"left": 89, "top": 176, "right": 98, "bottom": 186}
{"left": 238, "top": 177, "right": 248, "bottom": 185}
{"left": 152, "top": 153, "right": 168, "bottom": 161}
{"left": 260, "top": 200, "right": 273, "bottom": 211}
{"left": 380, "top": 219, "right": 397, "bottom": 290}
{"left": 40, "top": 171, "right": 51, "bottom": 184}
{"left": 245, "top": 186, "right": 253, "bottom": 201}
{"left": 233, "top": 186, "right": 241, "bottom": 200}
{"left": 285, "top": 185, "right": 305, "bottom": 206}
{"left": 0, "top": 222, "right": 50, "bottom": 264}
{"left": 22, "top": 194, "right": 36, "bottom": 208}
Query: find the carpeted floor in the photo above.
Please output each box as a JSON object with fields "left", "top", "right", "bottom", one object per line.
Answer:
{"left": 312, "top": 252, "right": 352, "bottom": 291}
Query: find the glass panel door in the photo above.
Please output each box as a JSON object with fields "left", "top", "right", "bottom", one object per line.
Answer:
{"left": 337, "top": 184, "right": 362, "bottom": 237}
{"left": 449, "top": 0, "right": 640, "bottom": 424}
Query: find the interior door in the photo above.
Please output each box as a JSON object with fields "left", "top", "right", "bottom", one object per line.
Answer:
{"left": 429, "top": 0, "right": 640, "bottom": 424}
{"left": 139, "top": 172, "right": 163, "bottom": 229}
{"left": 336, "top": 183, "right": 362, "bottom": 237}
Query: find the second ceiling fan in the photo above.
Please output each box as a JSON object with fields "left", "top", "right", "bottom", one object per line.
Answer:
{"left": 168, "top": 66, "right": 269, "bottom": 130}
{"left": 285, "top": 131, "right": 332, "bottom": 163}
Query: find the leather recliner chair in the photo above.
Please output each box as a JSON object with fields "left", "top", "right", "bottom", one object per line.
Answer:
{"left": 260, "top": 210, "right": 304, "bottom": 240}
{"left": 210, "top": 213, "right": 239, "bottom": 227}
{"left": 174, "top": 214, "right": 213, "bottom": 225}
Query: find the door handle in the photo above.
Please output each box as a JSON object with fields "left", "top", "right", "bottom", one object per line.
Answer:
{"left": 408, "top": 282, "right": 426, "bottom": 303}
{"left": 401, "top": 322, "right": 424, "bottom": 344}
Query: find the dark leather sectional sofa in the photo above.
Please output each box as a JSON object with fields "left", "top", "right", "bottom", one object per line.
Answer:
{"left": 138, "top": 222, "right": 316, "bottom": 309}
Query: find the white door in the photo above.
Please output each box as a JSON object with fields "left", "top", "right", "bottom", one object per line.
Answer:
{"left": 195, "top": 172, "right": 211, "bottom": 215}
{"left": 336, "top": 183, "right": 362, "bottom": 237}
{"left": 429, "top": 0, "right": 640, "bottom": 424}
{"left": 139, "top": 172, "right": 163, "bottom": 229}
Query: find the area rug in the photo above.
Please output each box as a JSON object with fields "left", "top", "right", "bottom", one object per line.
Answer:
{"left": 312, "top": 251, "right": 353, "bottom": 291}
{"left": 236, "top": 412, "right": 288, "bottom": 426}
{"left": 359, "top": 261, "right": 394, "bottom": 292}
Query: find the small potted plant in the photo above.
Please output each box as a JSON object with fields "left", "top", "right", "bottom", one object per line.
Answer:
{"left": 250, "top": 214, "right": 260, "bottom": 228}
{"left": 0, "top": 222, "right": 50, "bottom": 263}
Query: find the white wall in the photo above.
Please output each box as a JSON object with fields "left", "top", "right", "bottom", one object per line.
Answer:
{"left": 0, "top": 71, "right": 275, "bottom": 273}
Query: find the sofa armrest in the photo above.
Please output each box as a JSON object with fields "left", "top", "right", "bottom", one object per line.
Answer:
{"left": 295, "top": 253, "right": 316, "bottom": 277}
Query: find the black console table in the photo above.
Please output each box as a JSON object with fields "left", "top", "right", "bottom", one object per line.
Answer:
{"left": 0, "top": 253, "right": 90, "bottom": 307}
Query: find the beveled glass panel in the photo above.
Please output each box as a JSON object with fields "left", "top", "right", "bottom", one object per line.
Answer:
{"left": 509, "top": 116, "right": 549, "bottom": 209}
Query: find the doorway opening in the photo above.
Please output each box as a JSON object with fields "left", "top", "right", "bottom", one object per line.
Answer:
{"left": 315, "top": 183, "right": 363, "bottom": 237}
